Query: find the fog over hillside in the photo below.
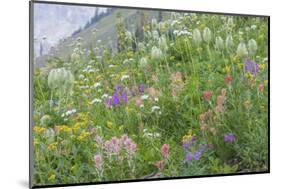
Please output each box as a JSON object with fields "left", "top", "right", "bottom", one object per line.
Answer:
{"left": 34, "top": 3, "right": 107, "bottom": 57}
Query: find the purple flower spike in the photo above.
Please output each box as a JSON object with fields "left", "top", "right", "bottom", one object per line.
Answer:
{"left": 244, "top": 59, "right": 259, "bottom": 77}
{"left": 112, "top": 93, "right": 120, "bottom": 105}
{"left": 115, "top": 85, "right": 121, "bottom": 92}
{"left": 199, "top": 144, "right": 207, "bottom": 152}
{"left": 186, "top": 153, "right": 193, "bottom": 161}
{"left": 191, "top": 136, "right": 197, "bottom": 142}
{"left": 194, "top": 151, "right": 202, "bottom": 160}
{"left": 140, "top": 84, "right": 146, "bottom": 94}
{"left": 106, "top": 98, "right": 113, "bottom": 107}
{"left": 121, "top": 91, "right": 128, "bottom": 103}
{"left": 182, "top": 142, "right": 191, "bottom": 150}
{"left": 224, "top": 133, "right": 236, "bottom": 143}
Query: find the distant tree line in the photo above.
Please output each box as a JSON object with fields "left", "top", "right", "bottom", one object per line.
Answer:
{"left": 71, "top": 8, "right": 115, "bottom": 37}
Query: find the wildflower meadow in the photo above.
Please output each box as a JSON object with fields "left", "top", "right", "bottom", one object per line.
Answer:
{"left": 32, "top": 7, "right": 269, "bottom": 186}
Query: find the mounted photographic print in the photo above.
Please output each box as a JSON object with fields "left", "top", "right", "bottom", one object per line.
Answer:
{"left": 29, "top": 1, "right": 269, "bottom": 188}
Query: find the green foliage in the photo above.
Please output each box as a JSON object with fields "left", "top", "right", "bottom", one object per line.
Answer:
{"left": 32, "top": 11, "right": 269, "bottom": 186}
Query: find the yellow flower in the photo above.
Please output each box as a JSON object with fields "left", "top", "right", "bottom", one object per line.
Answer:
{"left": 237, "top": 63, "right": 244, "bottom": 70}
{"left": 33, "top": 139, "right": 39, "bottom": 146}
{"left": 48, "top": 174, "right": 56, "bottom": 181}
{"left": 264, "top": 79, "right": 268, "bottom": 85}
{"left": 126, "top": 107, "right": 133, "bottom": 113}
{"left": 245, "top": 72, "right": 255, "bottom": 81}
{"left": 107, "top": 121, "right": 113, "bottom": 129}
{"left": 33, "top": 126, "right": 46, "bottom": 134}
{"left": 55, "top": 125, "right": 72, "bottom": 133}
{"left": 77, "top": 131, "right": 90, "bottom": 141}
{"left": 182, "top": 129, "right": 195, "bottom": 142}
{"left": 48, "top": 142, "right": 58, "bottom": 150}
{"left": 232, "top": 55, "right": 239, "bottom": 62}
{"left": 259, "top": 63, "right": 266, "bottom": 70}
{"left": 223, "top": 66, "right": 231, "bottom": 73}
{"left": 73, "top": 123, "right": 81, "bottom": 132}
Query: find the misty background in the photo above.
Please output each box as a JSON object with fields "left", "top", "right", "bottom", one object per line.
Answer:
{"left": 34, "top": 3, "right": 107, "bottom": 57}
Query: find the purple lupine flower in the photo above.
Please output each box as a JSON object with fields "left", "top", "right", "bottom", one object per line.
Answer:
{"left": 224, "top": 133, "right": 236, "bottom": 143}
{"left": 115, "top": 85, "right": 121, "bottom": 92}
{"left": 244, "top": 59, "right": 259, "bottom": 76}
{"left": 121, "top": 91, "right": 128, "bottom": 103}
{"left": 112, "top": 92, "right": 120, "bottom": 105}
{"left": 198, "top": 144, "right": 207, "bottom": 152}
{"left": 191, "top": 136, "right": 197, "bottom": 142}
{"left": 106, "top": 98, "right": 113, "bottom": 107}
{"left": 186, "top": 153, "right": 193, "bottom": 161}
{"left": 182, "top": 141, "right": 191, "bottom": 150}
{"left": 194, "top": 151, "right": 202, "bottom": 160}
{"left": 139, "top": 84, "right": 146, "bottom": 94}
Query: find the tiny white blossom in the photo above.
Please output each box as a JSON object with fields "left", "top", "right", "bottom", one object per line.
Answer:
{"left": 151, "top": 106, "right": 161, "bottom": 112}
{"left": 94, "top": 82, "right": 102, "bottom": 88}
{"left": 120, "top": 75, "right": 130, "bottom": 82}
{"left": 141, "top": 95, "right": 149, "bottom": 100}
{"left": 65, "top": 109, "right": 76, "bottom": 116}
{"left": 251, "top": 25, "right": 257, "bottom": 30}
{"left": 101, "top": 94, "right": 109, "bottom": 99}
{"left": 90, "top": 98, "right": 102, "bottom": 104}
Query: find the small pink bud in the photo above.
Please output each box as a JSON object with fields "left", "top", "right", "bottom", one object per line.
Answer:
{"left": 161, "top": 144, "right": 169, "bottom": 159}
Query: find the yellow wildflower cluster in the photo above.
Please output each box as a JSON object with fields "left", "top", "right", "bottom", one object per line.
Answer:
{"left": 48, "top": 142, "right": 58, "bottom": 150}
{"left": 182, "top": 129, "right": 195, "bottom": 143}
{"left": 33, "top": 126, "right": 46, "bottom": 134}
{"left": 55, "top": 125, "right": 72, "bottom": 133}
{"left": 73, "top": 123, "right": 81, "bottom": 132}
{"left": 245, "top": 72, "right": 255, "bottom": 81}
{"left": 259, "top": 63, "right": 266, "bottom": 70}
{"left": 33, "top": 139, "right": 39, "bottom": 145}
{"left": 237, "top": 63, "right": 244, "bottom": 70}
{"left": 48, "top": 174, "right": 56, "bottom": 181}
{"left": 77, "top": 131, "right": 91, "bottom": 141}
{"left": 223, "top": 66, "right": 231, "bottom": 74}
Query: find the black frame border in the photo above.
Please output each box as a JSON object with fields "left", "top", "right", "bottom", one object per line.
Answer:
{"left": 29, "top": 1, "right": 270, "bottom": 188}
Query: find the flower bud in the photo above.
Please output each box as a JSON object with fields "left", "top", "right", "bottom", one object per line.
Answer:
{"left": 158, "top": 36, "right": 168, "bottom": 51}
{"left": 48, "top": 68, "right": 74, "bottom": 94}
{"left": 152, "top": 30, "right": 159, "bottom": 40}
{"left": 125, "top": 30, "right": 132, "bottom": 42}
{"left": 40, "top": 115, "right": 52, "bottom": 127}
{"left": 248, "top": 39, "right": 258, "bottom": 55}
{"left": 215, "top": 36, "right": 224, "bottom": 51}
{"left": 158, "top": 22, "right": 167, "bottom": 33}
{"left": 151, "top": 46, "right": 163, "bottom": 60}
{"left": 203, "top": 27, "right": 212, "bottom": 43}
{"left": 225, "top": 35, "right": 234, "bottom": 52}
{"left": 236, "top": 42, "right": 248, "bottom": 58}
{"left": 138, "top": 42, "right": 146, "bottom": 52}
{"left": 151, "top": 19, "right": 158, "bottom": 29}
{"left": 140, "top": 57, "right": 148, "bottom": 67}
{"left": 192, "top": 28, "right": 202, "bottom": 45}
{"left": 71, "top": 52, "right": 80, "bottom": 62}
{"left": 227, "top": 17, "right": 234, "bottom": 28}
